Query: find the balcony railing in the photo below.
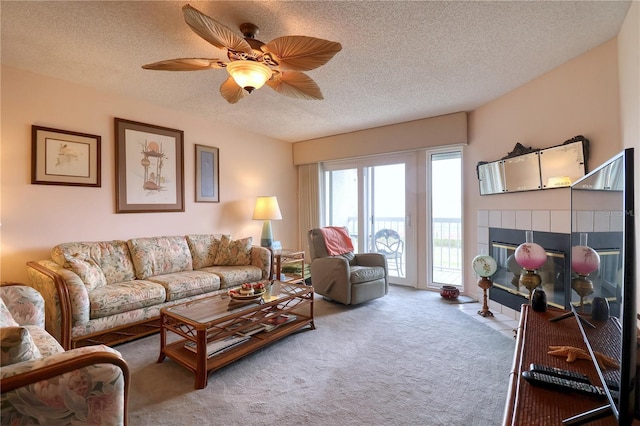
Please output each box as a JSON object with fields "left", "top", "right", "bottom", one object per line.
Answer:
{"left": 343, "top": 217, "right": 462, "bottom": 284}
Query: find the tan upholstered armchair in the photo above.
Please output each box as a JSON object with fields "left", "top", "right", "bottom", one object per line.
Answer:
{"left": 308, "top": 227, "right": 388, "bottom": 305}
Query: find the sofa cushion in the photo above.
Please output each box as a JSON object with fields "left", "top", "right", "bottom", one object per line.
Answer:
{"left": 0, "top": 298, "right": 19, "bottom": 328}
{"left": 185, "top": 234, "right": 228, "bottom": 269}
{"left": 0, "top": 326, "right": 42, "bottom": 366}
{"left": 52, "top": 240, "right": 136, "bottom": 285}
{"left": 148, "top": 270, "right": 221, "bottom": 301}
{"left": 214, "top": 236, "right": 253, "bottom": 266}
{"left": 201, "top": 265, "right": 263, "bottom": 288}
{"left": 88, "top": 280, "right": 166, "bottom": 319}
{"left": 128, "top": 236, "right": 194, "bottom": 280}
{"left": 350, "top": 265, "right": 386, "bottom": 284}
{"left": 64, "top": 253, "right": 107, "bottom": 292}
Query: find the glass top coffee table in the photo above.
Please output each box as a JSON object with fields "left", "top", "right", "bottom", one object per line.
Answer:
{"left": 157, "top": 281, "right": 314, "bottom": 389}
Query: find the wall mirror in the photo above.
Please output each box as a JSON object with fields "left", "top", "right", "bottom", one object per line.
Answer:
{"left": 477, "top": 136, "right": 589, "bottom": 195}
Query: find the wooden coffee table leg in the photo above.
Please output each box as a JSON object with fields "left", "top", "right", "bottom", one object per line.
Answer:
{"left": 157, "top": 314, "right": 166, "bottom": 363}
{"left": 195, "top": 328, "right": 208, "bottom": 389}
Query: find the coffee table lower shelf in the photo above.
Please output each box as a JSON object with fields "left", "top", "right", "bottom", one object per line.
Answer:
{"left": 159, "top": 317, "right": 313, "bottom": 389}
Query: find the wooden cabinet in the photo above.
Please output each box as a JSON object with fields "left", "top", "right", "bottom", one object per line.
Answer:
{"left": 272, "top": 250, "right": 305, "bottom": 284}
{"left": 504, "top": 305, "right": 623, "bottom": 425}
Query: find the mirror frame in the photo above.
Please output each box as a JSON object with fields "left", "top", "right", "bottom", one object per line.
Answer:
{"left": 477, "top": 135, "right": 589, "bottom": 195}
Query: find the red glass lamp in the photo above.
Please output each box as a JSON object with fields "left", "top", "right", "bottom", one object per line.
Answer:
{"left": 514, "top": 231, "right": 547, "bottom": 302}
{"left": 571, "top": 233, "right": 600, "bottom": 311}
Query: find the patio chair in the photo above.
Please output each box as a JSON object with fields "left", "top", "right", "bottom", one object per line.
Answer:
{"left": 374, "top": 228, "right": 404, "bottom": 275}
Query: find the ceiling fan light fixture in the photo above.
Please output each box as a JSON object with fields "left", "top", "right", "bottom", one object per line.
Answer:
{"left": 226, "top": 61, "right": 272, "bottom": 93}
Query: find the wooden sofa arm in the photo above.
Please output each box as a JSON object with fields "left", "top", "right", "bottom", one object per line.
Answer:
{"left": 1, "top": 349, "right": 130, "bottom": 425}
{"left": 26, "top": 260, "right": 74, "bottom": 349}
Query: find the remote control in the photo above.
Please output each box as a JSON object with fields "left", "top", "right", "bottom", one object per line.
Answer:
{"left": 521, "top": 371, "right": 606, "bottom": 398}
{"left": 529, "top": 363, "right": 591, "bottom": 383}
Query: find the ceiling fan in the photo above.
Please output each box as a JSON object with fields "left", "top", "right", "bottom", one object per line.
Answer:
{"left": 142, "top": 4, "right": 342, "bottom": 104}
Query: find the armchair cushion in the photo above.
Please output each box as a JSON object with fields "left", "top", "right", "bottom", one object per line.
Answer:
{"left": 350, "top": 265, "right": 386, "bottom": 284}
{"left": 0, "top": 327, "right": 42, "bottom": 366}
{"left": 1, "top": 345, "right": 128, "bottom": 426}
{"left": 214, "top": 235, "right": 253, "bottom": 266}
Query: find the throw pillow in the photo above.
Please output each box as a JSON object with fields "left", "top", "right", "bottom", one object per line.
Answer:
{"left": 64, "top": 253, "right": 107, "bottom": 292}
{"left": 186, "top": 234, "right": 227, "bottom": 269}
{"left": 0, "top": 326, "right": 42, "bottom": 366}
{"left": 0, "top": 298, "right": 19, "bottom": 328}
{"left": 214, "top": 235, "right": 253, "bottom": 266}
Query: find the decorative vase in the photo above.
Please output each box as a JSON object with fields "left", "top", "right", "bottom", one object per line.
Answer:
{"left": 440, "top": 285, "right": 460, "bottom": 300}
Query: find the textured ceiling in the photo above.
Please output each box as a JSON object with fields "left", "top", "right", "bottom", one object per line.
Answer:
{"left": 1, "top": 1, "right": 631, "bottom": 143}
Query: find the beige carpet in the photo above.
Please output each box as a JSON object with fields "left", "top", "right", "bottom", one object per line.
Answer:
{"left": 117, "top": 285, "right": 515, "bottom": 425}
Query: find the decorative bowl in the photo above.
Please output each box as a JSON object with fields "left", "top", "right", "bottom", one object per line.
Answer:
{"left": 440, "top": 285, "right": 460, "bottom": 300}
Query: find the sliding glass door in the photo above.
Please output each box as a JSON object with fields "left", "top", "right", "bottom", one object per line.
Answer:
{"left": 428, "top": 150, "right": 462, "bottom": 287}
{"left": 323, "top": 154, "right": 415, "bottom": 285}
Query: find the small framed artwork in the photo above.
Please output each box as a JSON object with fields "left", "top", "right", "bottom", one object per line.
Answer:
{"left": 115, "top": 118, "right": 184, "bottom": 213}
{"left": 31, "top": 125, "right": 101, "bottom": 187}
{"left": 195, "top": 144, "right": 220, "bottom": 203}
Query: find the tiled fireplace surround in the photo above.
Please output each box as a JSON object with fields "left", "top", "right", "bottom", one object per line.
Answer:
{"left": 476, "top": 209, "right": 571, "bottom": 322}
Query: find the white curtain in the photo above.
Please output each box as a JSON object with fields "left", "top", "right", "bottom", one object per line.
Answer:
{"left": 297, "top": 163, "right": 321, "bottom": 262}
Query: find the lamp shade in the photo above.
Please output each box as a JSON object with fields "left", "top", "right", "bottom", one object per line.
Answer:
{"left": 471, "top": 254, "right": 497, "bottom": 277}
{"left": 514, "top": 242, "right": 547, "bottom": 270}
{"left": 571, "top": 245, "right": 600, "bottom": 275}
{"left": 226, "top": 61, "right": 272, "bottom": 92}
{"left": 252, "top": 196, "right": 282, "bottom": 221}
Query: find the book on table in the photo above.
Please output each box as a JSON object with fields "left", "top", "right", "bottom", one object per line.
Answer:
{"left": 261, "top": 314, "right": 297, "bottom": 332}
{"left": 184, "top": 335, "right": 251, "bottom": 358}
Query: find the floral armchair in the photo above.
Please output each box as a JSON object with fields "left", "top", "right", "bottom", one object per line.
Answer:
{"left": 1, "top": 283, "right": 130, "bottom": 425}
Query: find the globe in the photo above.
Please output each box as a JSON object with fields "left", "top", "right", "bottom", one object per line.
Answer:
{"left": 571, "top": 245, "right": 600, "bottom": 275}
{"left": 514, "top": 242, "right": 547, "bottom": 270}
{"left": 471, "top": 254, "right": 498, "bottom": 277}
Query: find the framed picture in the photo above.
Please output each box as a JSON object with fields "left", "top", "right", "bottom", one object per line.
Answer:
{"left": 195, "top": 144, "right": 220, "bottom": 202}
{"left": 115, "top": 118, "right": 184, "bottom": 213}
{"left": 31, "top": 125, "right": 101, "bottom": 187}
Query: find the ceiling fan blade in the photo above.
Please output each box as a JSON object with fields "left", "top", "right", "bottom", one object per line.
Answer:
{"left": 262, "top": 36, "right": 342, "bottom": 71}
{"left": 220, "top": 77, "right": 248, "bottom": 104}
{"left": 266, "top": 71, "right": 323, "bottom": 100}
{"left": 182, "top": 4, "right": 253, "bottom": 55}
{"left": 142, "top": 58, "right": 224, "bottom": 71}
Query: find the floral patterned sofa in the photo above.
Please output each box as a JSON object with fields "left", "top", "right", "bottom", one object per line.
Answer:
{"left": 26, "top": 234, "right": 271, "bottom": 349}
{"left": 1, "top": 283, "right": 129, "bottom": 425}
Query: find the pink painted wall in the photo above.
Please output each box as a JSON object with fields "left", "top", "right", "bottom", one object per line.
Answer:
{"left": 465, "top": 38, "right": 623, "bottom": 288}
{"left": 1, "top": 66, "right": 298, "bottom": 283}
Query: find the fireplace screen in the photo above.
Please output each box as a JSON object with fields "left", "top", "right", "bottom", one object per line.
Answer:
{"left": 491, "top": 242, "right": 567, "bottom": 308}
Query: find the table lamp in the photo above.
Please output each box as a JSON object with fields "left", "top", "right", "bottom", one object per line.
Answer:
{"left": 571, "top": 233, "right": 600, "bottom": 311}
{"left": 252, "top": 196, "right": 282, "bottom": 248}
{"left": 472, "top": 254, "right": 498, "bottom": 317}
{"left": 514, "top": 231, "right": 547, "bottom": 302}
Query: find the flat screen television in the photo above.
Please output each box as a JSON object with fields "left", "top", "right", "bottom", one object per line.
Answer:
{"left": 567, "top": 148, "right": 636, "bottom": 425}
